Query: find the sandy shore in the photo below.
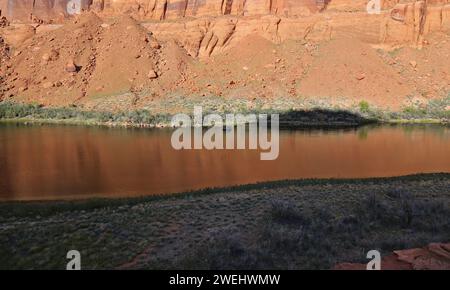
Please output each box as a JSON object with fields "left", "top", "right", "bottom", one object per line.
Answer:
{"left": 0, "top": 174, "right": 449, "bottom": 270}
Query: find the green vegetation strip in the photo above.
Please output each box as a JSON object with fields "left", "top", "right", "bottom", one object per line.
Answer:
{"left": 0, "top": 101, "right": 172, "bottom": 127}
{"left": 1, "top": 98, "right": 449, "bottom": 128}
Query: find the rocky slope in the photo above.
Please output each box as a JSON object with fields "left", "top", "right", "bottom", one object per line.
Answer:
{"left": 0, "top": 1, "right": 449, "bottom": 112}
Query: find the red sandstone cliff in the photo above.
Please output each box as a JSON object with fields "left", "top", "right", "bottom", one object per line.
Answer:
{"left": 1, "top": 1, "right": 449, "bottom": 48}
{"left": 2, "top": 1, "right": 447, "bottom": 21}
{"left": 0, "top": 0, "right": 325, "bottom": 21}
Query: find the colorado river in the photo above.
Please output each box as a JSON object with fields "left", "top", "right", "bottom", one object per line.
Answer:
{"left": 0, "top": 123, "right": 449, "bottom": 201}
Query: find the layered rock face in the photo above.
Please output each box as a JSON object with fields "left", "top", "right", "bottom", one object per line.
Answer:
{"left": 3, "top": 0, "right": 420, "bottom": 21}
{"left": 383, "top": 0, "right": 450, "bottom": 45}
{"left": 134, "top": 0, "right": 450, "bottom": 58}
{"left": 1, "top": 1, "right": 449, "bottom": 56}
{"left": 1, "top": 0, "right": 324, "bottom": 20}
{"left": 0, "top": 0, "right": 92, "bottom": 21}
{"left": 1, "top": 0, "right": 449, "bottom": 20}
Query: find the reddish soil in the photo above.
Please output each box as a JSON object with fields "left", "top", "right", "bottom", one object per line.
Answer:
{"left": 0, "top": 13, "right": 193, "bottom": 108}
{"left": 0, "top": 7, "right": 449, "bottom": 111}
{"left": 298, "top": 38, "right": 414, "bottom": 108}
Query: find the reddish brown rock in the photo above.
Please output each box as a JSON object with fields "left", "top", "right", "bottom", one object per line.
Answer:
{"left": 42, "top": 81, "right": 53, "bottom": 88}
{"left": 65, "top": 59, "right": 77, "bottom": 72}
{"left": 334, "top": 243, "right": 450, "bottom": 270}
{"left": 18, "top": 86, "right": 28, "bottom": 93}
{"left": 147, "top": 69, "right": 158, "bottom": 79}
{"left": 355, "top": 72, "right": 366, "bottom": 80}
{"left": 150, "top": 39, "right": 161, "bottom": 49}
{"left": 0, "top": 25, "right": 36, "bottom": 47}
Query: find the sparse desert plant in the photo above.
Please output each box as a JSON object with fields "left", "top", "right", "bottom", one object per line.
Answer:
{"left": 269, "top": 199, "right": 311, "bottom": 225}
{"left": 0, "top": 102, "right": 172, "bottom": 126}
{"left": 402, "top": 106, "right": 427, "bottom": 117}
{"left": 358, "top": 100, "right": 370, "bottom": 113}
{"left": 174, "top": 190, "right": 450, "bottom": 270}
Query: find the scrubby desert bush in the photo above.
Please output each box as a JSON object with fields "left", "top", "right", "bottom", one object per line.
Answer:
{"left": 398, "top": 97, "right": 450, "bottom": 120}
{"left": 0, "top": 102, "right": 171, "bottom": 126}
{"left": 269, "top": 199, "right": 312, "bottom": 225}
{"left": 178, "top": 192, "right": 450, "bottom": 270}
{"left": 359, "top": 101, "right": 370, "bottom": 113}
{"left": 176, "top": 231, "right": 266, "bottom": 270}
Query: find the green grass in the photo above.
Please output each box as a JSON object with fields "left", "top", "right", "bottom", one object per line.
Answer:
{"left": 352, "top": 97, "right": 449, "bottom": 124}
{"left": 1, "top": 96, "right": 449, "bottom": 129}
{"left": 0, "top": 102, "right": 171, "bottom": 127}
{"left": 396, "top": 97, "right": 450, "bottom": 120}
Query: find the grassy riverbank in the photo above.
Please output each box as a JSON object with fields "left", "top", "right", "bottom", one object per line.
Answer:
{"left": 0, "top": 174, "right": 449, "bottom": 270}
{"left": 0, "top": 97, "right": 449, "bottom": 128}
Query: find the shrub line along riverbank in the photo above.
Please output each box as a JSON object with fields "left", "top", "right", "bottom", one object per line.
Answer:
{"left": 0, "top": 100, "right": 449, "bottom": 128}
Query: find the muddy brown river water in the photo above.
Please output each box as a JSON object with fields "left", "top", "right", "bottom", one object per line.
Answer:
{"left": 0, "top": 123, "right": 449, "bottom": 201}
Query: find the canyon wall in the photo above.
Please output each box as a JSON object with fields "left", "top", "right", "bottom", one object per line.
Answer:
{"left": 0, "top": 0, "right": 397, "bottom": 21}
{"left": 0, "top": 0, "right": 449, "bottom": 56}
{"left": 1, "top": 0, "right": 449, "bottom": 22}
{"left": 136, "top": 0, "right": 450, "bottom": 57}
{"left": 0, "top": 0, "right": 92, "bottom": 21}
{"left": 1, "top": 0, "right": 323, "bottom": 20}
{"left": 3, "top": 0, "right": 422, "bottom": 21}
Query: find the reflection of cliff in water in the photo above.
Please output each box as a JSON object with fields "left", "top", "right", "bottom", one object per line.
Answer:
{"left": 0, "top": 123, "right": 449, "bottom": 201}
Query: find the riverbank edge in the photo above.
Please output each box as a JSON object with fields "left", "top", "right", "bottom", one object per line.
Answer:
{"left": 1, "top": 173, "right": 449, "bottom": 219}
{"left": 1, "top": 116, "right": 449, "bottom": 128}
{"left": 0, "top": 101, "right": 449, "bottom": 128}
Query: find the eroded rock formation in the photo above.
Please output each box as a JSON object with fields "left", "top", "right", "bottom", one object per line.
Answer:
{"left": 135, "top": 0, "right": 450, "bottom": 58}
{"left": 0, "top": 0, "right": 92, "bottom": 21}
{"left": 2, "top": 1, "right": 449, "bottom": 50}
{"left": 1, "top": 1, "right": 450, "bottom": 72}
{"left": 1, "top": 0, "right": 325, "bottom": 20}
{"left": 3, "top": 0, "right": 445, "bottom": 21}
